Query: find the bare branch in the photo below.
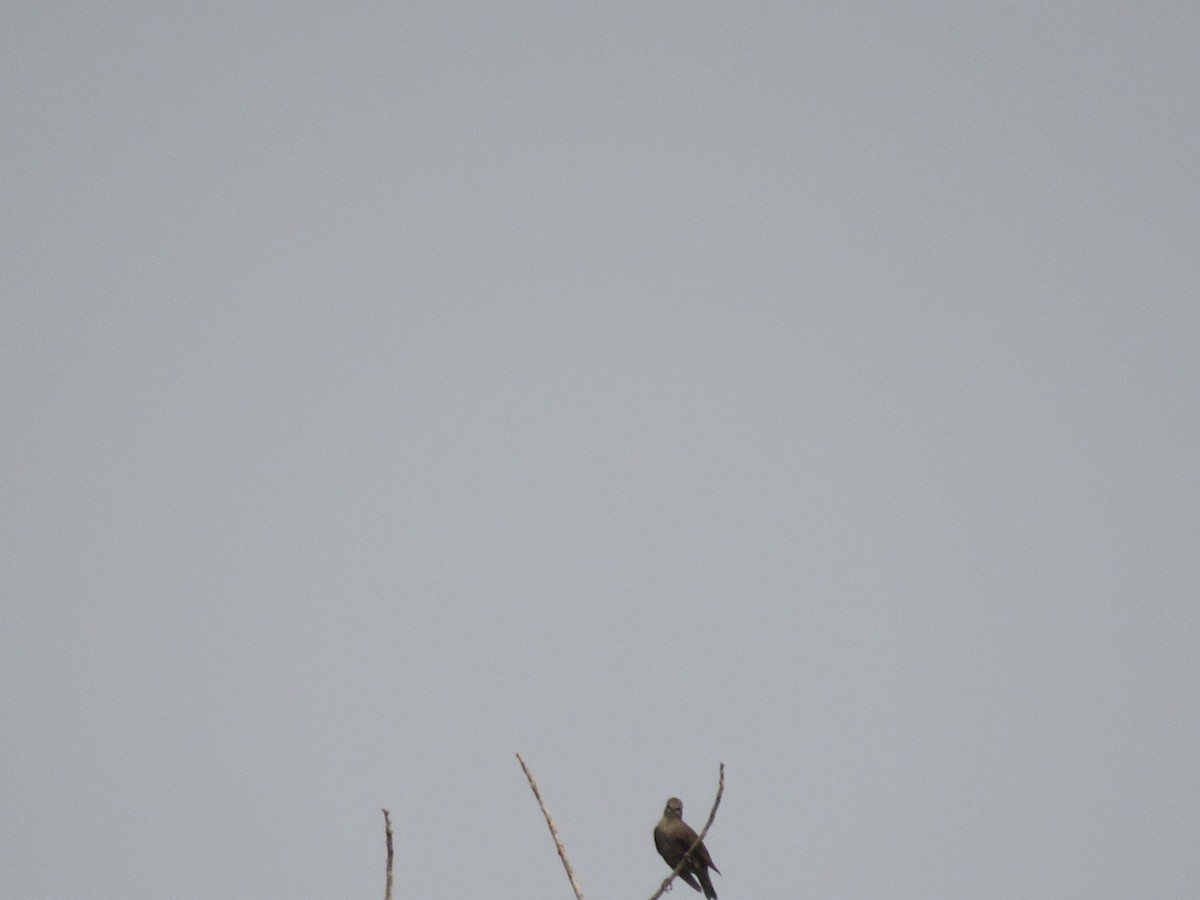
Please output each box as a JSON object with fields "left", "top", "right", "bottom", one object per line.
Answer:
{"left": 381, "top": 808, "right": 394, "bottom": 900}
{"left": 516, "top": 753, "right": 586, "bottom": 900}
{"left": 648, "top": 763, "right": 725, "bottom": 900}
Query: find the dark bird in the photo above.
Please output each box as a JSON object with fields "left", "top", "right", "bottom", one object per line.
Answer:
{"left": 654, "top": 796, "right": 720, "bottom": 900}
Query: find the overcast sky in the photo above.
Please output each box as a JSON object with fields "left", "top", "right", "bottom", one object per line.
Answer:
{"left": 3, "top": 4, "right": 1198, "bottom": 899}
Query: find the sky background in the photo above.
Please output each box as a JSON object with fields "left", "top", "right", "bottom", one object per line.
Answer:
{"left": 3, "top": 3, "right": 1198, "bottom": 898}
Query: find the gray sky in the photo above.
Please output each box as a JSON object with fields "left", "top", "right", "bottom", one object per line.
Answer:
{"left": 3, "top": 4, "right": 1198, "bottom": 898}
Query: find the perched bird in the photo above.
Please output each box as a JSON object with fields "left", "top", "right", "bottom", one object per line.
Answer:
{"left": 654, "top": 797, "right": 720, "bottom": 900}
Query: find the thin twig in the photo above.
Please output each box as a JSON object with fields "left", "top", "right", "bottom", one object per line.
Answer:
{"left": 648, "top": 763, "right": 725, "bottom": 900}
{"left": 382, "top": 808, "right": 394, "bottom": 900}
{"left": 516, "top": 753, "right": 586, "bottom": 900}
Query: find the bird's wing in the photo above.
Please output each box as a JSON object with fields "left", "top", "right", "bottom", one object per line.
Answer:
{"left": 677, "top": 870, "right": 703, "bottom": 892}
{"left": 653, "top": 824, "right": 677, "bottom": 862}
{"left": 692, "top": 839, "right": 718, "bottom": 872}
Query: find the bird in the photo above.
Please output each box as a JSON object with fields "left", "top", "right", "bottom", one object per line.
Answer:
{"left": 654, "top": 796, "right": 720, "bottom": 900}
